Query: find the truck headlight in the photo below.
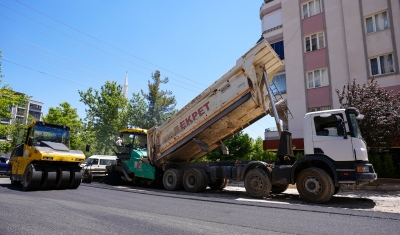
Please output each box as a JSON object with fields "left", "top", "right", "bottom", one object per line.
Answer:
{"left": 357, "top": 166, "right": 369, "bottom": 173}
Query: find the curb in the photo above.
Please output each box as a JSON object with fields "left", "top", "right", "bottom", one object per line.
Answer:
{"left": 287, "top": 179, "right": 400, "bottom": 191}
{"left": 230, "top": 179, "right": 400, "bottom": 191}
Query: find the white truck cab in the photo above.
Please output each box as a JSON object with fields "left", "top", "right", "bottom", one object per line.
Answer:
{"left": 304, "top": 107, "right": 368, "bottom": 161}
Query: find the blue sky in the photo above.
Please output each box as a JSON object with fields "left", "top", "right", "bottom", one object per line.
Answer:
{"left": 0, "top": 0, "right": 276, "bottom": 140}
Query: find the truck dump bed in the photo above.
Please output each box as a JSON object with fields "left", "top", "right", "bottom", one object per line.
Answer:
{"left": 148, "top": 39, "right": 283, "bottom": 167}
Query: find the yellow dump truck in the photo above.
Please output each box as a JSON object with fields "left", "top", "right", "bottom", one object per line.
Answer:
{"left": 8, "top": 121, "right": 86, "bottom": 191}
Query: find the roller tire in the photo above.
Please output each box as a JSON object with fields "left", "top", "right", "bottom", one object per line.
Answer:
{"left": 296, "top": 167, "right": 334, "bottom": 203}
{"left": 22, "top": 164, "right": 42, "bottom": 191}
{"left": 40, "top": 167, "right": 57, "bottom": 190}
{"left": 208, "top": 179, "right": 229, "bottom": 190}
{"left": 244, "top": 168, "right": 272, "bottom": 198}
{"left": 163, "top": 168, "right": 183, "bottom": 191}
{"left": 183, "top": 168, "right": 207, "bottom": 193}
{"left": 55, "top": 167, "right": 71, "bottom": 190}
{"left": 271, "top": 184, "right": 289, "bottom": 193}
{"left": 69, "top": 167, "right": 82, "bottom": 189}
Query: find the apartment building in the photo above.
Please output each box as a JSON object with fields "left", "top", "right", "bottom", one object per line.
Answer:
{"left": 260, "top": 0, "right": 400, "bottom": 150}
{"left": 0, "top": 98, "right": 43, "bottom": 140}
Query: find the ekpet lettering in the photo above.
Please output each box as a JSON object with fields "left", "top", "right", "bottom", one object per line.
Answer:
{"left": 174, "top": 101, "right": 210, "bottom": 135}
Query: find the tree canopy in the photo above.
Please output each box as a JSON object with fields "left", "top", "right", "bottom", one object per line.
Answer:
{"left": 44, "top": 102, "right": 83, "bottom": 150}
{"left": 336, "top": 78, "right": 400, "bottom": 150}
{"left": 201, "top": 132, "right": 276, "bottom": 162}
{"left": 0, "top": 52, "right": 31, "bottom": 153}
{"left": 141, "top": 70, "right": 177, "bottom": 129}
{"left": 79, "top": 81, "right": 128, "bottom": 155}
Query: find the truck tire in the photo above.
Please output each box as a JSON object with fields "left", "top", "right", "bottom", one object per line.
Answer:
{"left": 183, "top": 168, "right": 207, "bottom": 193}
{"left": 208, "top": 179, "right": 229, "bottom": 190}
{"left": 271, "top": 184, "right": 289, "bottom": 193}
{"left": 69, "top": 167, "right": 82, "bottom": 189}
{"left": 244, "top": 168, "right": 272, "bottom": 198}
{"left": 40, "top": 167, "right": 57, "bottom": 190}
{"left": 163, "top": 168, "right": 183, "bottom": 191}
{"left": 22, "top": 164, "right": 42, "bottom": 191}
{"left": 296, "top": 167, "right": 334, "bottom": 203}
{"left": 55, "top": 167, "right": 71, "bottom": 190}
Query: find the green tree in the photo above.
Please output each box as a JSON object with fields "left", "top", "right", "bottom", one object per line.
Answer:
{"left": 79, "top": 81, "right": 128, "bottom": 155}
{"left": 336, "top": 78, "right": 400, "bottom": 151}
{"left": 126, "top": 92, "right": 148, "bottom": 128}
{"left": 251, "top": 137, "right": 278, "bottom": 161}
{"left": 0, "top": 52, "right": 30, "bottom": 153}
{"left": 206, "top": 132, "right": 254, "bottom": 161}
{"left": 141, "top": 70, "right": 177, "bottom": 129}
{"left": 43, "top": 102, "right": 83, "bottom": 150}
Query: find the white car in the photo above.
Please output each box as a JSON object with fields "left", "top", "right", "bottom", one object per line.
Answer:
{"left": 81, "top": 155, "right": 117, "bottom": 177}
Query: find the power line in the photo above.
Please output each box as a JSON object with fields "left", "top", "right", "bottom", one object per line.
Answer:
{"left": 12, "top": 0, "right": 209, "bottom": 88}
{"left": 0, "top": 30, "right": 115, "bottom": 79}
{"left": 1, "top": 57, "right": 192, "bottom": 105}
{"left": 0, "top": 31, "right": 201, "bottom": 95}
{"left": 1, "top": 58, "right": 90, "bottom": 87}
{"left": 0, "top": 8, "right": 206, "bottom": 91}
{"left": 0, "top": 38, "right": 109, "bottom": 82}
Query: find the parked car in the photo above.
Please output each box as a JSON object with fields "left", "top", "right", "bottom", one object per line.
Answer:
{"left": 0, "top": 156, "right": 10, "bottom": 176}
{"left": 81, "top": 155, "right": 117, "bottom": 178}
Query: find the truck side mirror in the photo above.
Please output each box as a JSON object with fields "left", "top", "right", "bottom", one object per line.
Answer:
{"left": 335, "top": 115, "right": 348, "bottom": 139}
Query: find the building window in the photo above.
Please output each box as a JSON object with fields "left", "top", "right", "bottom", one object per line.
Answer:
{"left": 307, "top": 68, "right": 329, "bottom": 88}
{"left": 305, "top": 32, "right": 325, "bottom": 52}
{"left": 308, "top": 106, "right": 331, "bottom": 113}
{"left": 369, "top": 54, "right": 394, "bottom": 76}
{"left": 302, "top": 0, "right": 322, "bottom": 19}
{"left": 271, "top": 40, "right": 284, "bottom": 60}
{"left": 271, "top": 73, "right": 286, "bottom": 94}
{"left": 365, "top": 11, "right": 389, "bottom": 34}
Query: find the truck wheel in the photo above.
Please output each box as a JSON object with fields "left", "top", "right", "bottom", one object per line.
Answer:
{"left": 244, "top": 168, "right": 272, "bottom": 198}
{"left": 163, "top": 168, "right": 183, "bottom": 191}
{"left": 296, "top": 167, "right": 334, "bottom": 203}
{"left": 40, "top": 167, "right": 57, "bottom": 190}
{"left": 271, "top": 184, "right": 289, "bottom": 193}
{"left": 55, "top": 167, "right": 71, "bottom": 190}
{"left": 183, "top": 168, "right": 207, "bottom": 193}
{"left": 22, "top": 164, "right": 42, "bottom": 191}
{"left": 208, "top": 179, "right": 229, "bottom": 190}
{"left": 69, "top": 167, "right": 82, "bottom": 189}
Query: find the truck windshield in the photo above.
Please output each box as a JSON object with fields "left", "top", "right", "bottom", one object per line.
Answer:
{"left": 121, "top": 132, "right": 147, "bottom": 150}
{"left": 33, "top": 125, "right": 70, "bottom": 146}
{"left": 348, "top": 114, "right": 362, "bottom": 139}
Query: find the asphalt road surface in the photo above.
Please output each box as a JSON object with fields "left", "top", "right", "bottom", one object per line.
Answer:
{"left": 1, "top": 177, "right": 399, "bottom": 235}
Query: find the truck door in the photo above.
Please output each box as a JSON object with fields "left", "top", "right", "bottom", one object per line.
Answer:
{"left": 311, "top": 113, "right": 354, "bottom": 161}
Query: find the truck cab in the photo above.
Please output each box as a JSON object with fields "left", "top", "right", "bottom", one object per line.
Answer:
{"left": 299, "top": 107, "right": 376, "bottom": 187}
{"left": 113, "top": 128, "right": 155, "bottom": 181}
{"left": 304, "top": 107, "right": 367, "bottom": 161}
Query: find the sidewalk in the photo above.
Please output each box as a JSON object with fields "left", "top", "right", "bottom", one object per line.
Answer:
{"left": 287, "top": 178, "right": 400, "bottom": 191}
{"left": 356, "top": 178, "right": 400, "bottom": 191}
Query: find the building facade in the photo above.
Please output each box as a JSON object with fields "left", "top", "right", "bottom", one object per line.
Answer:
{"left": 0, "top": 98, "right": 43, "bottom": 140}
{"left": 260, "top": 0, "right": 400, "bottom": 150}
